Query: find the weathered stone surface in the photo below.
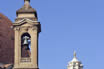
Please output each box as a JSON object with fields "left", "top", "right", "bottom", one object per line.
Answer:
{"left": 0, "top": 13, "right": 14, "bottom": 64}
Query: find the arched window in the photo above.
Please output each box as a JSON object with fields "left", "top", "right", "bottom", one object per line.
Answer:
{"left": 21, "top": 33, "right": 31, "bottom": 57}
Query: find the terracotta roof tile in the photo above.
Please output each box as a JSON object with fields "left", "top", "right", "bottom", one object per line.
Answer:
{"left": 0, "top": 13, "right": 14, "bottom": 64}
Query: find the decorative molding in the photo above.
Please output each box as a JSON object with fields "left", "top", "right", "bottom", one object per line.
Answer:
{"left": 14, "top": 27, "right": 20, "bottom": 31}
{"left": 15, "top": 18, "right": 38, "bottom": 24}
{"left": 31, "top": 26, "right": 37, "bottom": 31}
{"left": 21, "top": 26, "right": 29, "bottom": 31}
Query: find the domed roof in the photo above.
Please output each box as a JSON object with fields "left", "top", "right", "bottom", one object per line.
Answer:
{"left": 0, "top": 13, "right": 14, "bottom": 64}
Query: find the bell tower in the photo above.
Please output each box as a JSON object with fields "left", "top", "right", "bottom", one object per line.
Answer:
{"left": 13, "top": 0, "right": 41, "bottom": 69}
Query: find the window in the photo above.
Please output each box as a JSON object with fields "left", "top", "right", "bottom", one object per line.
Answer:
{"left": 21, "top": 33, "right": 31, "bottom": 57}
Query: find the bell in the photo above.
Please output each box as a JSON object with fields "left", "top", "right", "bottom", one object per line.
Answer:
{"left": 23, "top": 36, "right": 29, "bottom": 45}
{"left": 23, "top": 39, "right": 28, "bottom": 45}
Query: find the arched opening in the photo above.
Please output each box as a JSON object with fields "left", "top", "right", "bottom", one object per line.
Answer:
{"left": 21, "top": 33, "right": 31, "bottom": 57}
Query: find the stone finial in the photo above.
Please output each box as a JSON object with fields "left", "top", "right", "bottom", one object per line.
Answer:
{"left": 24, "top": 0, "right": 30, "bottom": 9}
{"left": 74, "top": 51, "right": 77, "bottom": 58}
{"left": 70, "top": 51, "right": 79, "bottom": 62}
{"left": 24, "top": 0, "right": 30, "bottom": 3}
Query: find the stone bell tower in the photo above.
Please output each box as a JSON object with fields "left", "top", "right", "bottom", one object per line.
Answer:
{"left": 13, "top": 0, "right": 41, "bottom": 69}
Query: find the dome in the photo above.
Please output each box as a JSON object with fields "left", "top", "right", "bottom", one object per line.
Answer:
{"left": 0, "top": 13, "right": 14, "bottom": 64}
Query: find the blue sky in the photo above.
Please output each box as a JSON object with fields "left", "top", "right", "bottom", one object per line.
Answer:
{"left": 0, "top": 0, "right": 104, "bottom": 69}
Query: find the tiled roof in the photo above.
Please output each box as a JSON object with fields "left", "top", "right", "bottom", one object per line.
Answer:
{"left": 0, "top": 13, "right": 14, "bottom": 64}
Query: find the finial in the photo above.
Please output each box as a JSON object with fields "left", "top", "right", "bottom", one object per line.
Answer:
{"left": 24, "top": 0, "right": 30, "bottom": 3}
{"left": 24, "top": 0, "right": 30, "bottom": 9}
{"left": 70, "top": 51, "right": 79, "bottom": 62}
{"left": 74, "top": 51, "right": 77, "bottom": 58}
